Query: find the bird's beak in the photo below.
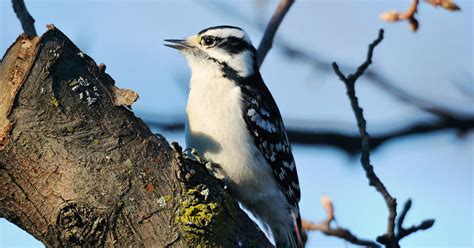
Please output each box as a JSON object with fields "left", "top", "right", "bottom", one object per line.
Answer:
{"left": 164, "top": 39, "right": 192, "bottom": 50}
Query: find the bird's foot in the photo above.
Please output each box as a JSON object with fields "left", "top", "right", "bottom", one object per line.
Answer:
{"left": 183, "top": 148, "right": 204, "bottom": 163}
{"left": 183, "top": 148, "right": 226, "bottom": 181}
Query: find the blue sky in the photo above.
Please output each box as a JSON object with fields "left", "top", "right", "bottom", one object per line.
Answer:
{"left": 1, "top": 0, "right": 473, "bottom": 247}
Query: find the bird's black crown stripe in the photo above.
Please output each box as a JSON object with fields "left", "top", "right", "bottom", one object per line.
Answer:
{"left": 198, "top": 25, "right": 242, "bottom": 35}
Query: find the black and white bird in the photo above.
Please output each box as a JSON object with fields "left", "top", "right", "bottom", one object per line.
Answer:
{"left": 165, "top": 25, "right": 303, "bottom": 248}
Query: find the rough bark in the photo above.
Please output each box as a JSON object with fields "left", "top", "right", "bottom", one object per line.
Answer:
{"left": 0, "top": 27, "right": 272, "bottom": 247}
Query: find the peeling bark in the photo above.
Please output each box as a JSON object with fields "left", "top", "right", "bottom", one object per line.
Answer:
{"left": 0, "top": 27, "right": 271, "bottom": 247}
{"left": 0, "top": 34, "right": 39, "bottom": 149}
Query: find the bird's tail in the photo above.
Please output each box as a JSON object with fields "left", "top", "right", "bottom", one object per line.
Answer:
{"left": 292, "top": 210, "right": 304, "bottom": 248}
{"left": 273, "top": 208, "right": 304, "bottom": 248}
{"left": 276, "top": 210, "right": 304, "bottom": 248}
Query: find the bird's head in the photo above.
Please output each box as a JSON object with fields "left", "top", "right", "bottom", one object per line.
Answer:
{"left": 165, "top": 25, "right": 257, "bottom": 77}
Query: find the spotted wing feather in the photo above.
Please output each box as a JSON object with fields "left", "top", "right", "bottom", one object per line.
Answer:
{"left": 239, "top": 73, "right": 301, "bottom": 206}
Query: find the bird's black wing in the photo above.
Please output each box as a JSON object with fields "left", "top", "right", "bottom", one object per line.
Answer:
{"left": 239, "top": 73, "right": 301, "bottom": 206}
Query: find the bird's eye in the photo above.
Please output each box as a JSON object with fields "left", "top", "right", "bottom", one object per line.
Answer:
{"left": 201, "top": 36, "right": 216, "bottom": 47}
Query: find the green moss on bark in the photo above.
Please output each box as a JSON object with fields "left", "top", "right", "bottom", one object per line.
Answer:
{"left": 175, "top": 183, "right": 239, "bottom": 245}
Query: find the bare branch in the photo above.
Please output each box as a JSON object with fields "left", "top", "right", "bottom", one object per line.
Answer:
{"left": 394, "top": 199, "right": 436, "bottom": 241}
{"left": 396, "top": 199, "right": 412, "bottom": 235}
{"left": 144, "top": 116, "right": 474, "bottom": 154}
{"left": 397, "top": 219, "right": 435, "bottom": 241}
{"left": 332, "top": 29, "right": 399, "bottom": 246}
{"left": 303, "top": 196, "right": 380, "bottom": 247}
{"left": 11, "top": 0, "right": 37, "bottom": 37}
{"left": 333, "top": 29, "right": 434, "bottom": 247}
{"left": 257, "top": 0, "right": 294, "bottom": 67}
{"left": 290, "top": 116, "right": 474, "bottom": 152}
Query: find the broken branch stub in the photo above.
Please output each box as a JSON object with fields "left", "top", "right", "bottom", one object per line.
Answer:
{"left": 0, "top": 34, "right": 39, "bottom": 150}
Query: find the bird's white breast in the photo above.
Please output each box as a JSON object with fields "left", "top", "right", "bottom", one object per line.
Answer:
{"left": 185, "top": 63, "right": 278, "bottom": 204}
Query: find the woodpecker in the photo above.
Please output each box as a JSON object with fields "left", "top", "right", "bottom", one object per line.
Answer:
{"left": 165, "top": 25, "right": 303, "bottom": 248}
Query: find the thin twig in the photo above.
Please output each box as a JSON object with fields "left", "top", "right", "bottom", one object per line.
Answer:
{"left": 11, "top": 0, "right": 37, "bottom": 37}
{"left": 303, "top": 196, "right": 380, "bottom": 247}
{"left": 257, "top": 0, "right": 294, "bottom": 67}
{"left": 332, "top": 29, "right": 399, "bottom": 247}
{"left": 304, "top": 221, "right": 380, "bottom": 247}
{"left": 396, "top": 219, "right": 435, "bottom": 241}
{"left": 396, "top": 199, "right": 412, "bottom": 235}
{"left": 395, "top": 199, "right": 435, "bottom": 241}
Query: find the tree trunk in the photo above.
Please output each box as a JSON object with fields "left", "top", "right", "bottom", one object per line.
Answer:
{"left": 0, "top": 27, "right": 272, "bottom": 247}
